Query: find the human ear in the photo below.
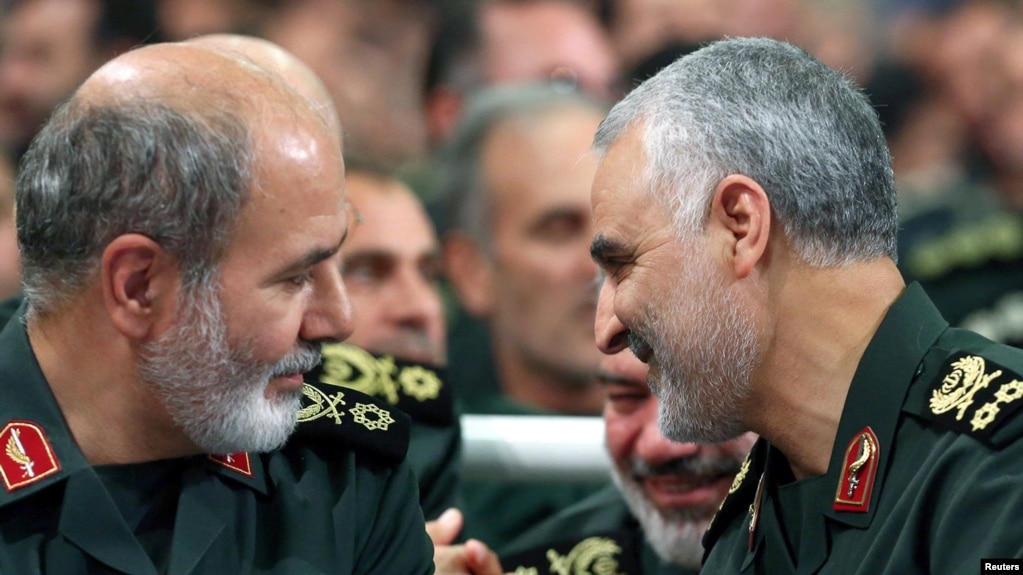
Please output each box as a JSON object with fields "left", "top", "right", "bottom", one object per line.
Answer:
{"left": 442, "top": 232, "right": 495, "bottom": 318}
{"left": 709, "top": 174, "right": 771, "bottom": 279}
{"left": 101, "top": 234, "right": 181, "bottom": 341}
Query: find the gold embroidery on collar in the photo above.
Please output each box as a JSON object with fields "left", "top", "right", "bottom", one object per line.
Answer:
{"left": 545, "top": 536, "right": 624, "bottom": 575}
{"left": 929, "top": 355, "right": 1002, "bottom": 420}
{"left": 320, "top": 344, "right": 441, "bottom": 403}
{"left": 297, "top": 384, "right": 347, "bottom": 424}
{"left": 350, "top": 403, "right": 395, "bottom": 431}
{"left": 971, "top": 379, "right": 1023, "bottom": 431}
{"left": 728, "top": 454, "right": 752, "bottom": 495}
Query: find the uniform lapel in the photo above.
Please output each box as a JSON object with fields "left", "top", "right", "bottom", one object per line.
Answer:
{"left": 822, "top": 283, "right": 946, "bottom": 531}
{"left": 59, "top": 469, "right": 158, "bottom": 575}
{"left": 166, "top": 454, "right": 269, "bottom": 574}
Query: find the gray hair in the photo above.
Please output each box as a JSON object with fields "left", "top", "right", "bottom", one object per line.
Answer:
{"left": 594, "top": 37, "right": 898, "bottom": 267}
{"left": 16, "top": 97, "right": 253, "bottom": 317}
{"left": 437, "top": 82, "right": 607, "bottom": 253}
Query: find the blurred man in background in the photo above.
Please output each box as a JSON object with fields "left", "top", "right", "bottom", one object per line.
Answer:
{"left": 503, "top": 348, "right": 756, "bottom": 573}
{"left": 438, "top": 83, "right": 610, "bottom": 549}
{"left": 0, "top": 0, "right": 160, "bottom": 160}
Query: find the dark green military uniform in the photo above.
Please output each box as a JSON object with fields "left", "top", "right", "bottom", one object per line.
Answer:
{"left": 0, "top": 312, "right": 435, "bottom": 574}
{"left": 306, "top": 343, "right": 462, "bottom": 521}
{"left": 500, "top": 485, "right": 699, "bottom": 575}
{"left": 0, "top": 292, "right": 21, "bottom": 327}
{"left": 704, "top": 283, "right": 1023, "bottom": 574}
{"left": 899, "top": 193, "right": 1023, "bottom": 348}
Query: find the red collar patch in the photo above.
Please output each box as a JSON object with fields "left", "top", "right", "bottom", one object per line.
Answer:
{"left": 833, "top": 426, "right": 880, "bottom": 512}
{"left": 208, "top": 452, "right": 253, "bottom": 477}
{"left": 1, "top": 421, "right": 62, "bottom": 492}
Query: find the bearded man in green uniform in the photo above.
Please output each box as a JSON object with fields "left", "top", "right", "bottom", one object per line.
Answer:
{"left": 0, "top": 40, "right": 434, "bottom": 574}
{"left": 589, "top": 37, "right": 1023, "bottom": 574}
{"left": 501, "top": 349, "right": 755, "bottom": 574}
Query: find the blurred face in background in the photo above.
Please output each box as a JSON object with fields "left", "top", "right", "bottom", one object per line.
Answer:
{"left": 480, "top": 0, "right": 620, "bottom": 101}
{"left": 262, "top": 0, "right": 435, "bottom": 167}
{"left": 0, "top": 151, "right": 18, "bottom": 301}
{"left": 600, "top": 348, "right": 757, "bottom": 567}
{"left": 0, "top": 0, "right": 105, "bottom": 155}
{"left": 477, "top": 105, "right": 604, "bottom": 389}
{"left": 341, "top": 171, "right": 446, "bottom": 365}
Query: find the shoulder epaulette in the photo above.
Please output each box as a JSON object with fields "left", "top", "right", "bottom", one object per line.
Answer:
{"left": 502, "top": 532, "right": 641, "bottom": 575}
{"left": 905, "top": 212, "right": 1023, "bottom": 281}
{"left": 702, "top": 440, "right": 764, "bottom": 558}
{"left": 290, "top": 378, "right": 411, "bottom": 466}
{"left": 305, "top": 343, "right": 454, "bottom": 427}
{"left": 920, "top": 351, "right": 1023, "bottom": 447}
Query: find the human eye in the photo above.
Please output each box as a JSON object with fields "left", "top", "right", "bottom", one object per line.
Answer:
{"left": 286, "top": 270, "right": 314, "bottom": 290}
{"left": 342, "top": 255, "right": 389, "bottom": 287}
{"left": 606, "top": 383, "right": 647, "bottom": 413}
{"left": 533, "top": 211, "right": 585, "bottom": 244}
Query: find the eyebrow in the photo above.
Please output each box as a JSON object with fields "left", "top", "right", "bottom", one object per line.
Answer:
{"left": 589, "top": 233, "right": 626, "bottom": 268}
{"left": 274, "top": 235, "right": 346, "bottom": 279}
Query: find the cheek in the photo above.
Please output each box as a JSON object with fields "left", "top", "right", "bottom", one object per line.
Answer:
{"left": 222, "top": 292, "right": 307, "bottom": 362}
{"left": 604, "top": 416, "right": 637, "bottom": 465}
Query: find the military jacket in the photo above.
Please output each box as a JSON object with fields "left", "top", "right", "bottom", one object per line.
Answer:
{"left": 0, "top": 314, "right": 435, "bottom": 574}
{"left": 305, "top": 343, "right": 461, "bottom": 521}
{"left": 900, "top": 204, "right": 1023, "bottom": 348}
{"left": 703, "top": 283, "right": 1023, "bottom": 574}
{"left": 501, "top": 485, "right": 699, "bottom": 575}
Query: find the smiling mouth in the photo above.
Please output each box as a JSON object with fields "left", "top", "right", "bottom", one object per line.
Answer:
{"left": 644, "top": 472, "right": 728, "bottom": 492}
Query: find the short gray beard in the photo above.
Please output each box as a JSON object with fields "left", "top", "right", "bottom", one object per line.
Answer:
{"left": 640, "top": 247, "right": 761, "bottom": 444}
{"left": 610, "top": 463, "right": 706, "bottom": 568}
{"left": 136, "top": 281, "right": 320, "bottom": 454}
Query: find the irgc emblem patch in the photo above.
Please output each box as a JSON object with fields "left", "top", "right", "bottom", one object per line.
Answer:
{"left": 926, "top": 352, "right": 1023, "bottom": 442}
{"left": 1, "top": 421, "right": 61, "bottom": 492}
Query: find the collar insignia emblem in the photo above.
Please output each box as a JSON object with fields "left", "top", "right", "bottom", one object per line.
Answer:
{"left": 833, "top": 426, "right": 879, "bottom": 512}
{"left": 209, "top": 452, "right": 254, "bottom": 477}
{"left": 545, "top": 536, "right": 622, "bottom": 575}
{"left": 1, "top": 421, "right": 61, "bottom": 492}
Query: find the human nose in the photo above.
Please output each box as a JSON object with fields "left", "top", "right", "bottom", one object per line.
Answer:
{"left": 594, "top": 280, "right": 629, "bottom": 354}
{"left": 388, "top": 267, "right": 442, "bottom": 328}
{"left": 302, "top": 266, "right": 355, "bottom": 343}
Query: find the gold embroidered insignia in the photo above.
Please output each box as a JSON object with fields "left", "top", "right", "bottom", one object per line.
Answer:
{"left": 319, "top": 343, "right": 441, "bottom": 404}
{"left": 0, "top": 421, "right": 61, "bottom": 492}
{"left": 209, "top": 452, "right": 254, "bottom": 477}
{"left": 398, "top": 365, "right": 443, "bottom": 401}
{"left": 297, "top": 384, "right": 347, "bottom": 424}
{"left": 728, "top": 453, "right": 752, "bottom": 495}
{"left": 929, "top": 355, "right": 1001, "bottom": 420}
{"left": 545, "top": 537, "right": 623, "bottom": 575}
{"left": 350, "top": 403, "right": 395, "bottom": 431}
{"left": 513, "top": 569, "right": 540, "bottom": 575}
{"left": 971, "top": 379, "right": 1023, "bottom": 431}
{"left": 833, "top": 427, "right": 880, "bottom": 513}
{"left": 924, "top": 353, "right": 1023, "bottom": 443}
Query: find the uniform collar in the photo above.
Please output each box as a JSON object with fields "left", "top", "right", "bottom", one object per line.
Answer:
{"left": 821, "top": 282, "right": 948, "bottom": 528}
{"left": 0, "top": 313, "right": 92, "bottom": 506}
{"left": 0, "top": 310, "right": 270, "bottom": 507}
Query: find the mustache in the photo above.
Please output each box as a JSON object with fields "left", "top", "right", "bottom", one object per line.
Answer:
{"left": 627, "top": 332, "right": 653, "bottom": 359}
{"left": 629, "top": 452, "right": 744, "bottom": 480}
{"left": 269, "top": 341, "right": 322, "bottom": 379}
